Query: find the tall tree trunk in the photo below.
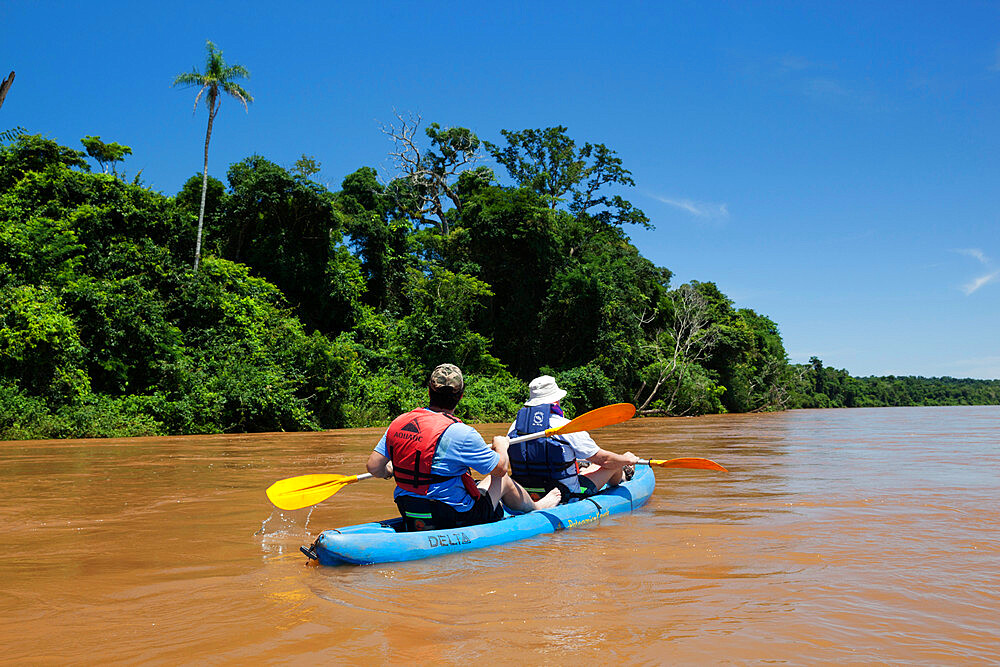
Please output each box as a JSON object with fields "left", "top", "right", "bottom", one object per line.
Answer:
{"left": 194, "top": 99, "right": 218, "bottom": 271}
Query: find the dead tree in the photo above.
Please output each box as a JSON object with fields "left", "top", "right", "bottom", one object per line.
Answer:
{"left": 380, "top": 111, "right": 481, "bottom": 234}
{"left": 0, "top": 71, "right": 14, "bottom": 111}
{"left": 746, "top": 356, "right": 798, "bottom": 412}
{"left": 634, "top": 284, "right": 719, "bottom": 414}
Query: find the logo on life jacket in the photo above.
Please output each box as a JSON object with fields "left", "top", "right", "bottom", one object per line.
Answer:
{"left": 397, "top": 419, "right": 422, "bottom": 441}
{"left": 386, "top": 408, "right": 480, "bottom": 500}
{"left": 531, "top": 411, "right": 545, "bottom": 428}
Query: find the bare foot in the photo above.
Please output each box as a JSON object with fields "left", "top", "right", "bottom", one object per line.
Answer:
{"left": 535, "top": 487, "right": 561, "bottom": 509}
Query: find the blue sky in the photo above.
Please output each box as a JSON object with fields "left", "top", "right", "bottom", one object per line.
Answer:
{"left": 3, "top": 2, "right": 999, "bottom": 379}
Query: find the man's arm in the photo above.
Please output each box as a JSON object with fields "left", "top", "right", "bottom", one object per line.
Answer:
{"left": 488, "top": 435, "right": 510, "bottom": 478}
{"left": 587, "top": 448, "right": 639, "bottom": 469}
{"left": 366, "top": 451, "right": 394, "bottom": 479}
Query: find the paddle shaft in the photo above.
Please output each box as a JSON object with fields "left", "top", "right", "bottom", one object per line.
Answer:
{"left": 508, "top": 429, "right": 557, "bottom": 445}
{"left": 507, "top": 402, "right": 636, "bottom": 445}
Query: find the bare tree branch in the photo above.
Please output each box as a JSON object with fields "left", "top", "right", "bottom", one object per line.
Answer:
{"left": 379, "top": 111, "right": 482, "bottom": 234}
{"left": 0, "top": 71, "right": 15, "bottom": 111}
{"left": 635, "top": 284, "right": 719, "bottom": 414}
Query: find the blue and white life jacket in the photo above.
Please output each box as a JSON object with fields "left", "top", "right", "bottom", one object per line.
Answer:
{"left": 509, "top": 404, "right": 581, "bottom": 498}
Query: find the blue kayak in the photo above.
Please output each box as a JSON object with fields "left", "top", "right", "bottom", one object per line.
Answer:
{"left": 302, "top": 464, "right": 655, "bottom": 566}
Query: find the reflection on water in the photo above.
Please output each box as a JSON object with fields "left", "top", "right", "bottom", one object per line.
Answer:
{"left": 1, "top": 407, "right": 998, "bottom": 663}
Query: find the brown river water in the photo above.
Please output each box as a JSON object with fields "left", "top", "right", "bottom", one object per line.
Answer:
{"left": 1, "top": 406, "right": 998, "bottom": 665}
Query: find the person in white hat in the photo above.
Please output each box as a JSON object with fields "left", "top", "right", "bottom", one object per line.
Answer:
{"left": 505, "top": 375, "right": 638, "bottom": 502}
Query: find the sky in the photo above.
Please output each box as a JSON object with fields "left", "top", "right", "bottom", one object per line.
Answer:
{"left": 3, "top": 1, "right": 999, "bottom": 379}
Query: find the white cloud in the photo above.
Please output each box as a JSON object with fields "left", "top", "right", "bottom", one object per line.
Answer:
{"left": 955, "top": 248, "right": 990, "bottom": 265}
{"left": 949, "top": 355, "right": 1000, "bottom": 380}
{"left": 954, "top": 248, "right": 997, "bottom": 294}
{"left": 962, "top": 271, "right": 1000, "bottom": 295}
{"left": 652, "top": 195, "right": 729, "bottom": 220}
{"left": 776, "top": 55, "right": 815, "bottom": 75}
{"left": 802, "top": 77, "right": 851, "bottom": 100}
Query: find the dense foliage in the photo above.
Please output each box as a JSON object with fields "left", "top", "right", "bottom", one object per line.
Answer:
{"left": 1, "top": 129, "right": 996, "bottom": 440}
{"left": 787, "top": 358, "right": 1000, "bottom": 408}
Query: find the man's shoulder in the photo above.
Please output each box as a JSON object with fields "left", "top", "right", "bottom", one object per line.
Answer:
{"left": 440, "top": 422, "right": 494, "bottom": 469}
{"left": 446, "top": 421, "right": 485, "bottom": 443}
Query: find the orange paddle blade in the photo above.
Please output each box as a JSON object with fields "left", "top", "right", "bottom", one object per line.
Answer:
{"left": 549, "top": 403, "right": 636, "bottom": 436}
{"left": 265, "top": 472, "right": 370, "bottom": 510}
{"left": 645, "top": 457, "right": 728, "bottom": 472}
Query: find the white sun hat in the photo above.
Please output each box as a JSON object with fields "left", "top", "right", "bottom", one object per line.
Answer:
{"left": 524, "top": 375, "right": 567, "bottom": 406}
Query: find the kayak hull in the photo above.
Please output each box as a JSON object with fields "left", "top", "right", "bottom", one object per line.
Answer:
{"left": 308, "top": 464, "right": 655, "bottom": 566}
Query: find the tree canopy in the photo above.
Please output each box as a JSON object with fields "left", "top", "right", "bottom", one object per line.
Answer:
{"left": 1, "top": 127, "right": 995, "bottom": 440}
{"left": 80, "top": 136, "right": 132, "bottom": 175}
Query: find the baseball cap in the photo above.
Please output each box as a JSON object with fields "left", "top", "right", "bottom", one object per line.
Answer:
{"left": 428, "top": 363, "right": 464, "bottom": 394}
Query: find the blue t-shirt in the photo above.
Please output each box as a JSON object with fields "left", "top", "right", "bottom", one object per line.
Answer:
{"left": 375, "top": 409, "right": 500, "bottom": 512}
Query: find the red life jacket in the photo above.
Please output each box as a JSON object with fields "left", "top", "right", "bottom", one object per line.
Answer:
{"left": 385, "top": 408, "right": 481, "bottom": 500}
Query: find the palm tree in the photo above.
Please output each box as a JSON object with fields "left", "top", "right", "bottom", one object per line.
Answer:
{"left": 173, "top": 41, "right": 252, "bottom": 271}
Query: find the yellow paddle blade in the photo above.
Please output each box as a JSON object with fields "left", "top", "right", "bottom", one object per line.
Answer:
{"left": 548, "top": 403, "right": 636, "bottom": 436}
{"left": 647, "top": 457, "right": 728, "bottom": 472}
{"left": 265, "top": 473, "right": 366, "bottom": 510}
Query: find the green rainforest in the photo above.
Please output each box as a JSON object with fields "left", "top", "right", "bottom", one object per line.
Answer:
{"left": 2, "top": 127, "right": 998, "bottom": 440}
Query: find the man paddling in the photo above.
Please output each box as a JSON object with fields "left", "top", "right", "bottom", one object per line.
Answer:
{"left": 366, "top": 364, "right": 561, "bottom": 531}
{"left": 506, "top": 375, "right": 639, "bottom": 502}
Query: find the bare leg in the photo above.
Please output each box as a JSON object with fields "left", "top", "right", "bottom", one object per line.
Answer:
{"left": 580, "top": 465, "right": 624, "bottom": 490}
{"left": 530, "top": 485, "right": 561, "bottom": 509}
{"left": 479, "top": 475, "right": 561, "bottom": 512}
{"left": 477, "top": 475, "right": 501, "bottom": 506}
